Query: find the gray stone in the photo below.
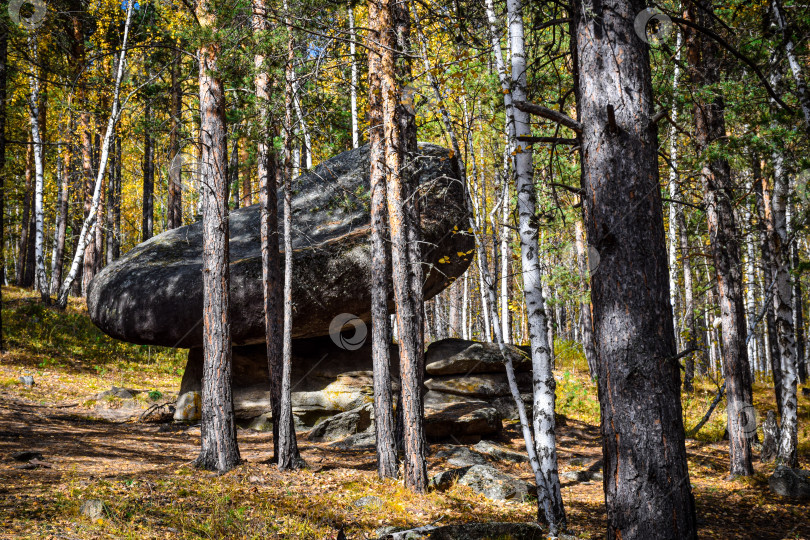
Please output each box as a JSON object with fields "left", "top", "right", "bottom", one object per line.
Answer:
{"left": 376, "top": 522, "right": 546, "bottom": 540}
{"left": 329, "top": 430, "right": 377, "bottom": 450}
{"left": 80, "top": 500, "right": 106, "bottom": 521}
{"left": 308, "top": 403, "right": 373, "bottom": 442}
{"left": 425, "top": 339, "right": 532, "bottom": 376}
{"left": 435, "top": 446, "right": 489, "bottom": 467}
{"left": 248, "top": 412, "right": 273, "bottom": 432}
{"left": 173, "top": 391, "right": 201, "bottom": 422}
{"left": 424, "top": 402, "right": 502, "bottom": 440}
{"left": 430, "top": 465, "right": 536, "bottom": 501}
{"left": 353, "top": 495, "right": 384, "bottom": 509}
{"left": 425, "top": 373, "right": 532, "bottom": 399}
{"left": 97, "top": 386, "right": 136, "bottom": 400}
{"left": 472, "top": 440, "right": 528, "bottom": 463}
{"left": 88, "top": 143, "right": 472, "bottom": 348}
{"left": 19, "top": 376, "right": 34, "bottom": 387}
{"left": 490, "top": 394, "right": 533, "bottom": 421}
{"left": 769, "top": 466, "right": 810, "bottom": 500}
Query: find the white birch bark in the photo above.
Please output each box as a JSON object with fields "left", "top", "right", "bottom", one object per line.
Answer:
{"left": 500, "top": 178, "right": 511, "bottom": 343}
{"left": 461, "top": 272, "right": 469, "bottom": 340}
{"left": 348, "top": 4, "right": 359, "bottom": 148}
{"left": 26, "top": 36, "right": 47, "bottom": 298}
{"left": 56, "top": 0, "right": 134, "bottom": 307}
{"left": 506, "top": 0, "right": 565, "bottom": 529}
{"left": 771, "top": 0, "right": 810, "bottom": 130}
{"left": 667, "top": 31, "right": 682, "bottom": 348}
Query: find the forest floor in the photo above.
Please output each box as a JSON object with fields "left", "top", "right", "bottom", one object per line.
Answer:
{"left": 0, "top": 286, "right": 808, "bottom": 539}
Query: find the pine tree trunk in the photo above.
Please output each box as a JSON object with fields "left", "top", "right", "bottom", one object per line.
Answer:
{"left": 17, "top": 140, "right": 34, "bottom": 288}
{"left": 686, "top": 2, "right": 753, "bottom": 477}
{"left": 168, "top": 47, "right": 183, "bottom": 230}
{"left": 253, "top": 0, "right": 284, "bottom": 459}
{"left": 142, "top": 109, "right": 154, "bottom": 241}
{"left": 194, "top": 10, "right": 240, "bottom": 473}
{"left": 366, "top": 0, "right": 397, "bottom": 477}
{"left": 375, "top": 0, "right": 427, "bottom": 492}
{"left": 573, "top": 0, "right": 697, "bottom": 536}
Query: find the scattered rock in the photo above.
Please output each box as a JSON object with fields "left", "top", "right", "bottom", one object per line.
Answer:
{"left": 768, "top": 465, "right": 810, "bottom": 500}
{"left": 425, "top": 339, "right": 531, "bottom": 376}
{"left": 430, "top": 465, "right": 535, "bottom": 501}
{"left": 424, "top": 402, "right": 502, "bottom": 440}
{"left": 12, "top": 451, "right": 43, "bottom": 462}
{"left": 308, "top": 403, "right": 373, "bottom": 442}
{"left": 569, "top": 457, "right": 586, "bottom": 466}
{"left": 472, "top": 440, "right": 528, "bottom": 463}
{"left": 353, "top": 495, "right": 384, "bottom": 509}
{"left": 19, "top": 376, "right": 34, "bottom": 387}
{"left": 375, "top": 522, "right": 546, "bottom": 540}
{"left": 97, "top": 386, "right": 136, "bottom": 400}
{"left": 88, "top": 143, "right": 472, "bottom": 348}
{"left": 561, "top": 470, "right": 589, "bottom": 482}
{"left": 80, "top": 500, "right": 106, "bottom": 521}
{"left": 435, "top": 446, "right": 488, "bottom": 467}
{"left": 248, "top": 412, "right": 273, "bottom": 432}
{"left": 330, "top": 430, "right": 376, "bottom": 450}
{"left": 761, "top": 411, "right": 778, "bottom": 463}
{"left": 248, "top": 475, "right": 266, "bottom": 484}
{"left": 173, "top": 391, "right": 201, "bottom": 422}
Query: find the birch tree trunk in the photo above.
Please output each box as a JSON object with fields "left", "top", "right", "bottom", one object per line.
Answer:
{"left": 770, "top": 133, "right": 799, "bottom": 467}
{"left": 574, "top": 221, "right": 597, "bottom": 379}
{"left": 770, "top": 0, "right": 810, "bottom": 131}
{"left": 507, "top": 0, "right": 565, "bottom": 528}
{"left": 56, "top": 0, "right": 135, "bottom": 308}
{"left": 26, "top": 36, "right": 48, "bottom": 301}
{"left": 349, "top": 4, "right": 359, "bottom": 148}
{"left": 573, "top": 0, "right": 697, "bottom": 535}
{"left": 278, "top": 6, "right": 303, "bottom": 470}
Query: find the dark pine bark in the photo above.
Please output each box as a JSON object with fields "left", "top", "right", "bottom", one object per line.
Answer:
{"left": 194, "top": 26, "right": 240, "bottom": 473}
{"left": 168, "top": 46, "right": 183, "bottom": 230}
{"left": 572, "top": 0, "right": 697, "bottom": 537}
{"left": 142, "top": 105, "right": 154, "bottom": 241}
{"left": 685, "top": 2, "right": 754, "bottom": 477}
{"left": 366, "top": 1, "right": 397, "bottom": 478}
{"left": 17, "top": 141, "right": 34, "bottom": 288}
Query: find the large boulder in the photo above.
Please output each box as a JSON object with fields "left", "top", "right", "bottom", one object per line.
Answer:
{"left": 430, "top": 464, "right": 536, "bottom": 501}
{"left": 769, "top": 466, "right": 810, "bottom": 500}
{"left": 425, "top": 339, "right": 531, "bottom": 375}
{"left": 88, "top": 143, "right": 472, "bottom": 348}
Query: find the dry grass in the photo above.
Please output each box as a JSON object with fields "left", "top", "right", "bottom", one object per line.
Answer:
{"left": 0, "top": 286, "right": 808, "bottom": 539}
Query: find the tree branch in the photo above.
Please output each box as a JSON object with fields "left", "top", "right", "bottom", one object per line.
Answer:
{"left": 513, "top": 101, "right": 583, "bottom": 134}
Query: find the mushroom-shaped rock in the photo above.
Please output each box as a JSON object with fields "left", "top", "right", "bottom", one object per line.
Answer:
{"left": 88, "top": 143, "right": 473, "bottom": 348}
